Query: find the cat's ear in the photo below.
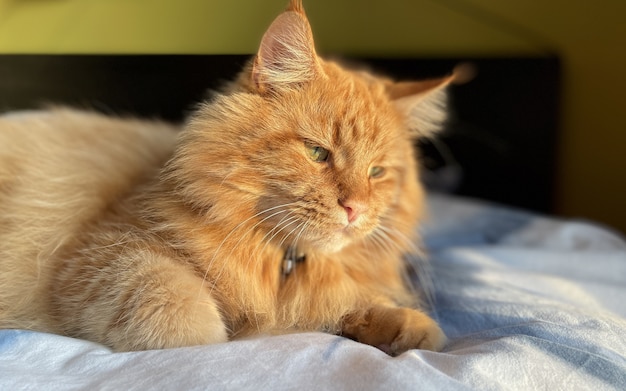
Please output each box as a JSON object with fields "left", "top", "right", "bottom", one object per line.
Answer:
{"left": 387, "top": 74, "right": 456, "bottom": 138}
{"left": 252, "top": 0, "right": 323, "bottom": 93}
{"left": 389, "top": 63, "right": 477, "bottom": 137}
{"left": 388, "top": 65, "right": 475, "bottom": 137}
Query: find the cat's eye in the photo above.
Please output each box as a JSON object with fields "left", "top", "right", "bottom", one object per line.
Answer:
{"left": 369, "top": 166, "right": 386, "bottom": 178}
{"left": 305, "top": 143, "right": 330, "bottom": 163}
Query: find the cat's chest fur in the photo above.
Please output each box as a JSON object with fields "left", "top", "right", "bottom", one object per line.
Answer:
{"left": 141, "top": 198, "right": 367, "bottom": 336}
{"left": 44, "top": 181, "right": 352, "bottom": 338}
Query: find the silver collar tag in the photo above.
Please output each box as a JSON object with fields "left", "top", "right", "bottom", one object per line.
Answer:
{"left": 282, "top": 246, "right": 306, "bottom": 277}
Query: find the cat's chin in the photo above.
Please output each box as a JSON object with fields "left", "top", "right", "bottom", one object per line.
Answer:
{"left": 301, "top": 229, "right": 365, "bottom": 255}
{"left": 304, "top": 240, "right": 348, "bottom": 255}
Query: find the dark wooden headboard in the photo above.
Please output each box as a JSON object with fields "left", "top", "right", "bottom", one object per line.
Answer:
{"left": 0, "top": 55, "right": 560, "bottom": 213}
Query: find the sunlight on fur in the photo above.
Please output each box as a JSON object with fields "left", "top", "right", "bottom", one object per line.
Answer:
{"left": 0, "top": 0, "right": 454, "bottom": 355}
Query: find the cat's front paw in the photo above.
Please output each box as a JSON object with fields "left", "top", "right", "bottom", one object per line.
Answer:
{"left": 342, "top": 306, "right": 446, "bottom": 356}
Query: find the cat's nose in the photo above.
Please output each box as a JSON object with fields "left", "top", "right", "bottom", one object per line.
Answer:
{"left": 338, "top": 199, "right": 368, "bottom": 224}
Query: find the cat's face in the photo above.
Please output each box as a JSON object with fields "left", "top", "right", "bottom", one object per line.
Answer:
{"left": 248, "top": 64, "right": 413, "bottom": 253}
{"left": 173, "top": 0, "right": 452, "bottom": 255}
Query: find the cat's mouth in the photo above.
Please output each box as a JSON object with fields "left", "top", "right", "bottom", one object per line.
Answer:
{"left": 337, "top": 223, "right": 360, "bottom": 237}
{"left": 254, "top": 197, "right": 376, "bottom": 254}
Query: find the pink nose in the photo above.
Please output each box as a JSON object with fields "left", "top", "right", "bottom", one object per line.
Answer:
{"left": 339, "top": 199, "right": 368, "bottom": 224}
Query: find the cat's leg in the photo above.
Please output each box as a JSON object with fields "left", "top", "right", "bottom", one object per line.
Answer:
{"left": 341, "top": 305, "right": 446, "bottom": 356}
{"left": 100, "top": 254, "right": 228, "bottom": 351}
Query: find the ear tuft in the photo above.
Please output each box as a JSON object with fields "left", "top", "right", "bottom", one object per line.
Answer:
{"left": 286, "top": 0, "right": 305, "bottom": 14}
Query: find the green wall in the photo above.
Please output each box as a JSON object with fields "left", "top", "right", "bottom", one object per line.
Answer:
{"left": 1, "top": 0, "right": 625, "bottom": 233}
{"left": 0, "top": 0, "right": 542, "bottom": 54}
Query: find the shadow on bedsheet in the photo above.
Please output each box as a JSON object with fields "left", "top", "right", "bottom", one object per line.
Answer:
{"left": 435, "top": 305, "right": 626, "bottom": 388}
{"left": 422, "top": 194, "right": 536, "bottom": 251}
{"left": 426, "top": 249, "right": 626, "bottom": 388}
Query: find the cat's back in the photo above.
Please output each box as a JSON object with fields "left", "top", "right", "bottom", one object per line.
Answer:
{"left": 0, "top": 108, "right": 178, "bottom": 327}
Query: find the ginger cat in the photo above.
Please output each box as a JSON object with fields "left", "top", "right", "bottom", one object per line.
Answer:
{"left": 0, "top": 0, "right": 453, "bottom": 355}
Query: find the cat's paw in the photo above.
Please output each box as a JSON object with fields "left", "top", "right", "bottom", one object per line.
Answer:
{"left": 384, "top": 309, "right": 447, "bottom": 355}
{"left": 342, "top": 306, "right": 446, "bottom": 356}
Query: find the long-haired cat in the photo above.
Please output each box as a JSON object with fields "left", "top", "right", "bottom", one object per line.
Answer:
{"left": 0, "top": 0, "right": 453, "bottom": 355}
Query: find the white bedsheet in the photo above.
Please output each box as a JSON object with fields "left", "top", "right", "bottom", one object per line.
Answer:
{"left": 1, "top": 194, "right": 625, "bottom": 390}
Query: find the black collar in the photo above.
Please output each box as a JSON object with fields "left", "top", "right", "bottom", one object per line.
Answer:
{"left": 281, "top": 245, "right": 306, "bottom": 277}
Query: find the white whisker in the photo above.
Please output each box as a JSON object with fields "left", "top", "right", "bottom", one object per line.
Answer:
{"left": 257, "top": 214, "right": 302, "bottom": 256}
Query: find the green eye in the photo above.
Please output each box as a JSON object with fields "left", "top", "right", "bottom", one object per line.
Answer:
{"left": 305, "top": 143, "right": 330, "bottom": 162}
{"left": 369, "top": 166, "right": 385, "bottom": 178}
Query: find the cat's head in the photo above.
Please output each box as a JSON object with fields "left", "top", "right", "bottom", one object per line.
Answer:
{"left": 172, "top": 0, "right": 455, "bottom": 255}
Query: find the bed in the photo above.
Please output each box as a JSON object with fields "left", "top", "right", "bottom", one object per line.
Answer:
{"left": 1, "top": 55, "right": 624, "bottom": 390}
{"left": 1, "top": 193, "right": 625, "bottom": 390}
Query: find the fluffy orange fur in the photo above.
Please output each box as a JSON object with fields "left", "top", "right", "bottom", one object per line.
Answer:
{"left": 0, "top": 0, "right": 452, "bottom": 354}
